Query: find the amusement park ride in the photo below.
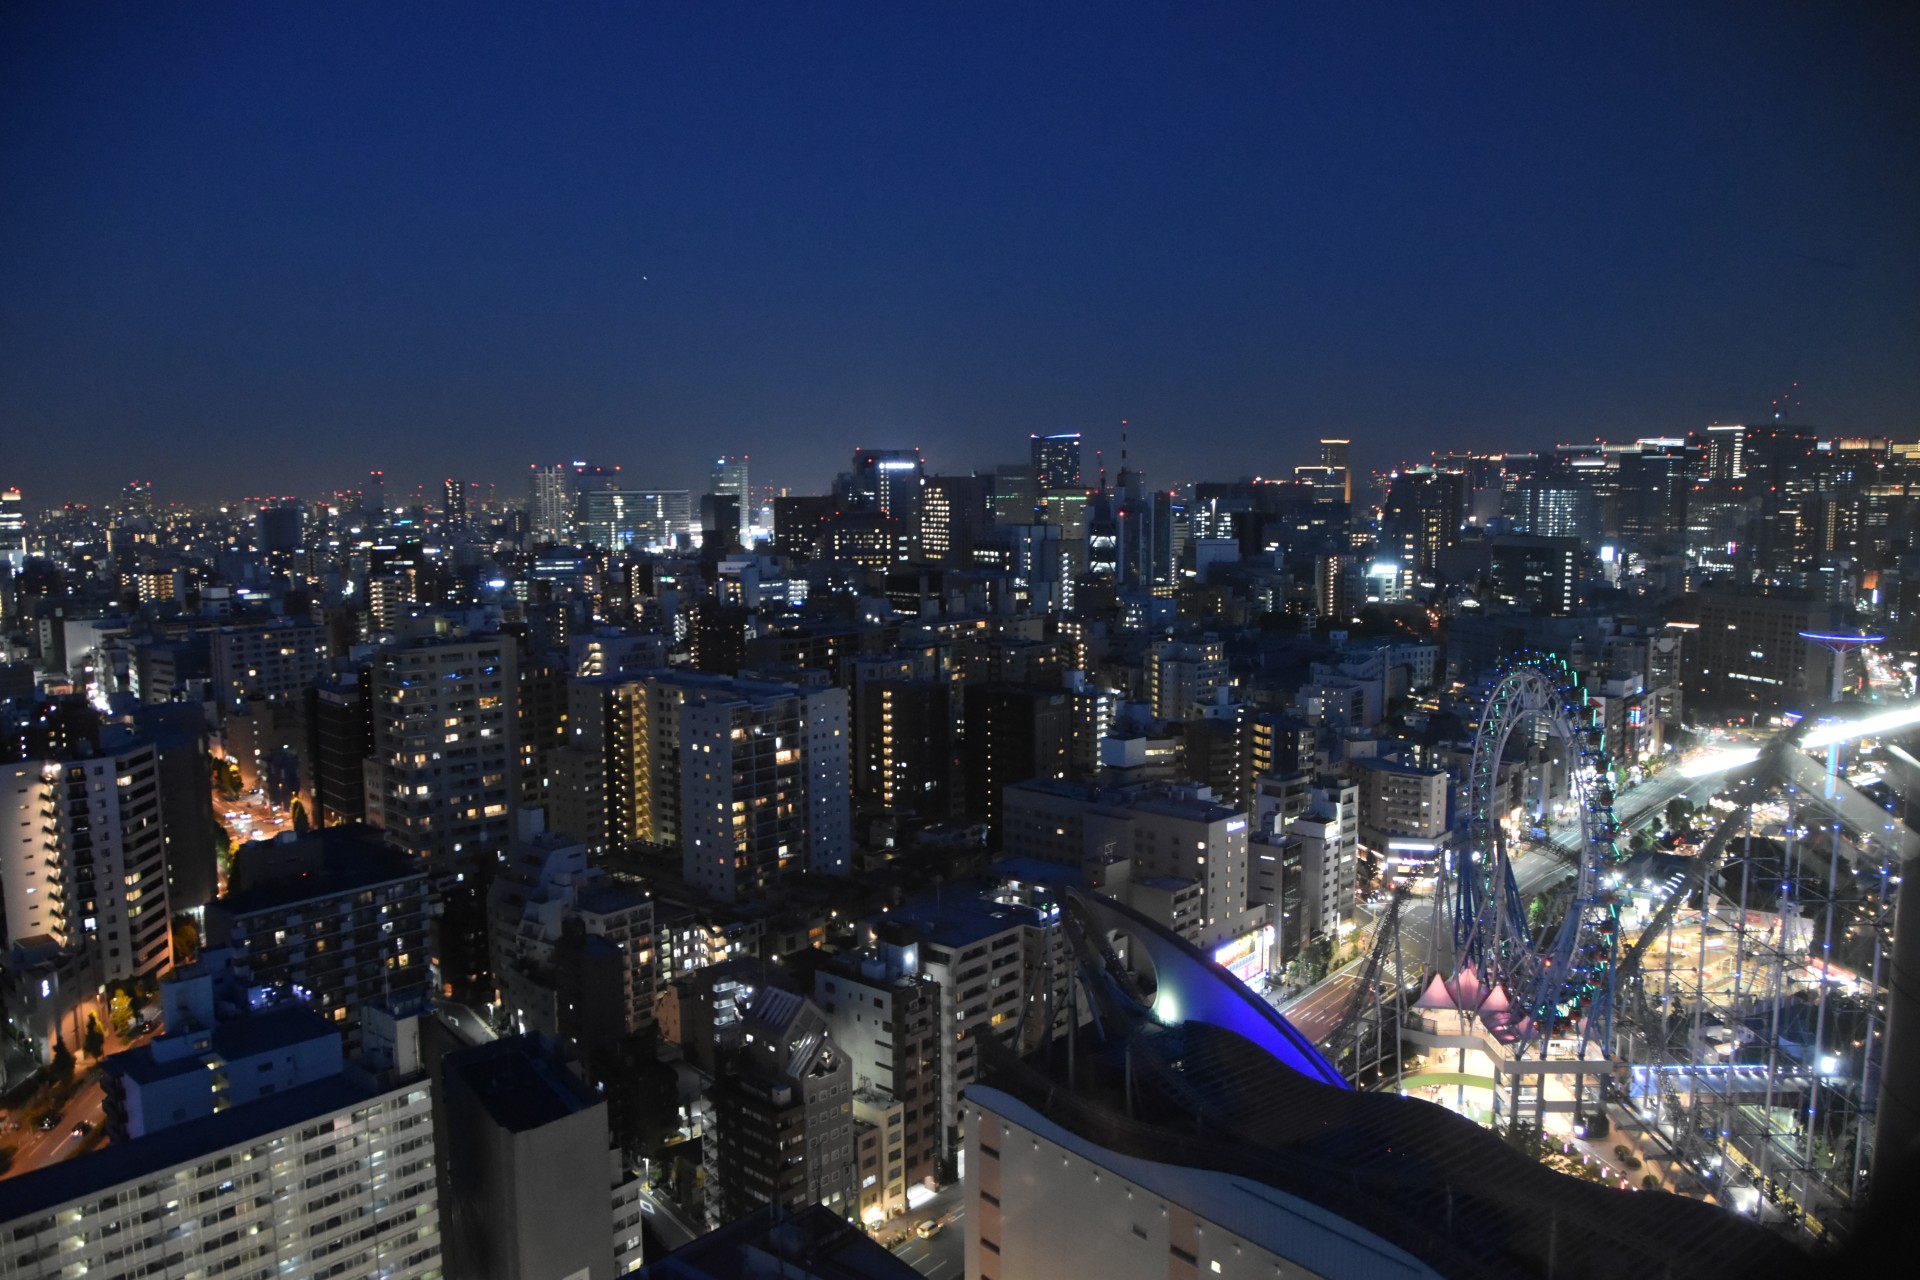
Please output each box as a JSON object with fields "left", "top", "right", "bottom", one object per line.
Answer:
{"left": 1320, "top": 647, "right": 1919, "bottom": 1242}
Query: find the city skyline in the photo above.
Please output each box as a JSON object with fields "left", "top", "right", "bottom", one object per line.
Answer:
{"left": 4, "top": 3, "right": 1916, "bottom": 504}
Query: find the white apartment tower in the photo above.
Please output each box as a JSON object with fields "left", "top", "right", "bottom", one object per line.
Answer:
{"left": 530, "top": 463, "right": 572, "bottom": 542}
{"left": 0, "top": 1076, "right": 442, "bottom": 1278}
{"left": 1, "top": 743, "right": 172, "bottom": 983}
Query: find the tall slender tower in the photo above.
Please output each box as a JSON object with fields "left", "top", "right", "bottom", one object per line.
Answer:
{"left": 711, "top": 454, "right": 751, "bottom": 543}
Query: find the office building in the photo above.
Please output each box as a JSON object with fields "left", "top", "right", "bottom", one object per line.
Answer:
{"left": 963, "top": 683, "right": 1070, "bottom": 840}
{"left": 1029, "top": 432, "right": 1083, "bottom": 489}
{"left": 1383, "top": 467, "right": 1466, "bottom": 573}
{"left": 1679, "top": 588, "right": 1829, "bottom": 714}
{"left": 1487, "top": 534, "right": 1582, "bottom": 615}
{"left": 813, "top": 929, "right": 943, "bottom": 1199}
{"left": 848, "top": 447, "right": 926, "bottom": 541}
{"left": 707, "top": 989, "right": 855, "bottom": 1225}
{"left": 578, "top": 489, "right": 692, "bottom": 551}
{"left": 922, "top": 473, "right": 993, "bottom": 566}
{"left": 439, "top": 1034, "right": 644, "bottom": 1279}
{"left": 710, "top": 454, "right": 751, "bottom": 543}
{"left": 1351, "top": 756, "right": 1449, "bottom": 879}
{"left": 103, "top": 955, "right": 343, "bottom": 1141}
{"left": 488, "top": 822, "right": 656, "bottom": 1045}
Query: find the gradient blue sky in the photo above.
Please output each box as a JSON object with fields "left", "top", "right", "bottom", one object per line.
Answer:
{"left": 3, "top": 1, "right": 1915, "bottom": 505}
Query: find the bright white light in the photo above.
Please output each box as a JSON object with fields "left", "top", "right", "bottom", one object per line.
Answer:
{"left": 1800, "top": 701, "right": 1920, "bottom": 749}
{"left": 1681, "top": 748, "right": 1761, "bottom": 778}
{"left": 1819, "top": 1054, "right": 1839, "bottom": 1075}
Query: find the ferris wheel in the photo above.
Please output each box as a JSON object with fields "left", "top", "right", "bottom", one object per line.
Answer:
{"left": 1438, "top": 652, "right": 1623, "bottom": 1057}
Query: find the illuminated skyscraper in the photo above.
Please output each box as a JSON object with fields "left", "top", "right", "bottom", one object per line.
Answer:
{"left": 849, "top": 448, "right": 925, "bottom": 552}
{"left": 0, "top": 487, "right": 25, "bottom": 568}
{"left": 121, "top": 479, "right": 153, "bottom": 519}
{"left": 443, "top": 477, "right": 468, "bottom": 526}
{"left": 1320, "top": 437, "right": 1352, "bottom": 502}
{"left": 1382, "top": 467, "right": 1465, "bottom": 573}
{"left": 365, "top": 469, "right": 386, "bottom": 515}
{"left": 1030, "top": 432, "right": 1082, "bottom": 488}
{"left": 530, "top": 464, "right": 571, "bottom": 541}
{"left": 711, "top": 454, "right": 751, "bottom": 542}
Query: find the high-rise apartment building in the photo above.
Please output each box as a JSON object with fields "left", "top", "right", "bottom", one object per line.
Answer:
{"left": 443, "top": 477, "right": 468, "bottom": 526}
{"left": 1351, "top": 756, "right": 1450, "bottom": 879}
{"left": 362, "top": 633, "right": 518, "bottom": 862}
{"left": 1382, "top": 467, "right": 1466, "bottom": 573}
{"left": 555, "top": 670, "right": 850, "bottom": 901}
{"left": 963, "top": 683, "right": 1070, "bottom": 840}
{"left": 0, "top": 741, "right": 171, "bottom": 984}
{"left": 0, "top": 1075, "right": 442, "bottom": 1279}
{"left": 1147, "top": 634, "right": 1228, "bottom": 719}
{"left": 710, "top": 454, "right": 751, "bottom": 543}
{"left": 682, "top": 678, "right": 851, "bottom": 902}
{"left": 205, "top": 827, "right": 433, "bottom": 1048}
{"left": 210, "top": 619, "right": 329, "bottom": 706}
{"left": 851, "top": 656, "right": 953, "bottom": 821}
{"left": 530, "top": 464, "right": 573, "bottom": 542}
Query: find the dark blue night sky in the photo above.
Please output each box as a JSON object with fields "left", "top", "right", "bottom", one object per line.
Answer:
{"left": 2, "top": 1, "right": 1915, "bottom": 504}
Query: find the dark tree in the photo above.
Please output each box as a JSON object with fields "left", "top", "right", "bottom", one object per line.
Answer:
{"left": 49, "top": 1035, "right": 74, "bottom": 1083}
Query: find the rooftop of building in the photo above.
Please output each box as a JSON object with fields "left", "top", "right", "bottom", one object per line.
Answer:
{"left": 1348, "top": 754, "right": 1447, "bottom": 778}
{"left": 883, "top": 886, "right": 1048, "bottom": 949}
{"left": 444, "top": 1034, "right": 596, "bottom": 1133}
{"left": 213, "top": 825, "right": 426, "bottom": 916}
{"left": 0, "top": 1074, "right": 393, "bottom": 1226}
{"left": 108, "top": 1004, "right": 338, "bottom": 1087}
{"left": 646, "top": 1202, "right": 920, "bottom": 1280}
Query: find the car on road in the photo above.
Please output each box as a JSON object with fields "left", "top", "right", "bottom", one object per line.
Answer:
{"left": 70, "top": 1121, "right": 90, "bottom": 1140}
{"left": 914, "top": 1219, "right": 943, "bottom": 1240}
